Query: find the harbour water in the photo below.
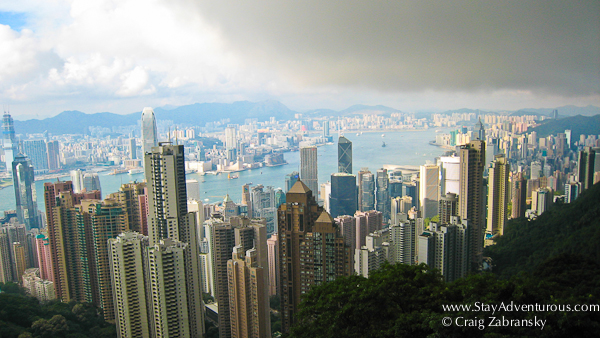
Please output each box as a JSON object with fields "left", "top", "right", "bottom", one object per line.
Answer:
{"left": 0, "top": 129, "right": 448, "bottom": 214}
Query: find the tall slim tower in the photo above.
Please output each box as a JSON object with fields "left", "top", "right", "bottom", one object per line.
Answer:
{"left": 277, "top": 180, "right": 350, "bottom": 333}
{"left": 338, "top": 136, "right": 352, "bottom": 174}
{"left": 511, "top": 172, "right": 527, "bottom": 219}
{"left": 144, "top": 143, "right": 204, "bottom": 337}
{"left": 487, "top": 154, "right": 509, "bottom": 236}
{"left": 300, "top": 146, "right": 319, "bottom": 196}
{"left": 578, "top": 147, "right": 596, "bottom": 192}
{"left": 141, "top": 107, "right": 158, "bottom": 169}
{"left": 458, "top": 140, "right": 485, "bottom": 270}
{"left": 419, "top": 164, "right": 440, "bottom": 219}
{"left": 2, "top": 111, "right": 17, "bottom": 174}
{"left": 358, "top": 169, "right": 375, "bottom": 211}
{"left": 12, "top": 153, "right": 40, "bottom": 230}
{"left": 46, "top": 140, "right": 60, "bottom": 170}
{"left": 376, "top": 169, "right": 390, "bottom": 222}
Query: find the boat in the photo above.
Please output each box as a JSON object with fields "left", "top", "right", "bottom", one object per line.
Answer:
{"left": 382, "top": 141, "right": 386, "bottom": 147}
{"left": 227, "top": 173, "right": 239, "bottom": 179}
{"left": 382, "top": 134, "right": 385, "bottom": 137}
{"left": 108, "top": 168, "right": 128, "bottom": 175}
{"left": 128, "top": 168, "right": 144, "bottom": 175}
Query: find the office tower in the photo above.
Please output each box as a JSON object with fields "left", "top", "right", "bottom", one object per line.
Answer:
{"left": 225, "top": 124, "right": 238, "bottom": 162}
{"left": 83, "top": 172, "right": 101, "bottom": 193}
{"left": 564, "top": 129, "right": 572, "bottom": 150}
{"left": 376, "top": 169, "right": 390, "bottom": 222}
{"left": 323, "top": 120, "right": 330, "bottom": 139}
{"left": 417, "top": 217, "right": 468, "bottom": 283}
{"left": 511, "top": 172, "right": 527, "bottom": 219}
{"left": 419, "top": 164, "right": 440, "bottom": 219}
{"left": 440, "top": 155, "right": 460, "bottom": 195}
{"left": 275, "top": 188, "right": 286, "bottom": 208}
{"left": 487, "top": 155, "right": 510, "bottom": 236}
{"left": 565, "top": 182, "right": 580, "bottom": 203}
{"left": 329, "top": 173, "right": 357, "bottom": 218}
{"left": 35, "top": 234, "right": 53, "bottom": 281}
{"left": 108, "top": 232, "right": 149, "bottom": 338}
{"left": 12, "top": 153, "right": 40, "bottom": 230}
{"left": 186, "top": 179, "right": 201, "bottom": 201}
{"left": 144, "top": 143, "right": 204, "bottom": 337}
{"left": 389, "top": 219, "right": 415, "bottom": 265}
{"left": 249, "top": 185, "right": 277, "bottom": 233}
{"left": 228, "top": 246, "right": 268, "bottom": 338}
{"left": 320, "top": 181, "right": 331, "bottom": 212}
{"left": 530, "top": 161, "right": 542, "bottom": 180}
{"left": 389, "top": 178, "right": 403, "bottom": 199}
{"left": 278, "top": 180, "right": 350, "bottom": 333}
{"left": 578, "top": 147, "right": 596, "bottom": 191}
{"left": 70, "top": 169, "right": 84, "bottom": 193}
{"left": 475, "top": 117, "right": 485, "bottom": 141}
{"left": 300, "top": 146, "right": 319, "bottom": 197}
{"left": 267, "top": 234, "right": 279, "bottom": 297}
{"left": 338, "top": 136, "right": 352, "bottom": 174}
{"left": 438, "top": 193, "right": 458, "bottom": 225}
{"left": 46, "top": 140, "right": 60, "bottom": 170}
{"left": 459, "top": 140, "right": 485, "bottom": 270}
{"left": 141, "top": 107, "right": 158, "bottom": 168}
{"left": 357, "top": 168, "right": 370, "bottom": 211}
{"left": 285, "top": 171, "right": 300, "bottom": 193}
{"left": 553, "top": 109, "right": 559, "bottom": 119}
{"left": 2, "top": 111, "right": 17, "bottom": 174}
{"left": 22, "top": 140, "right": 49, "bottom": 171}
{"left": 128, "top": 138, "right": 137, "bottom": 159}
{"left": 532, "top": 188, "right": 553, "bottom": 215}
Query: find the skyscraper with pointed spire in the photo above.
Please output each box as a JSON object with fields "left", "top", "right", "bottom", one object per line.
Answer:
{"left": 2, "top": 111, "right": 17, "bottom": 174}
{"left": 12, "top": 152, "right": 40, "bottom": 230}
{"left": 141, "top": 107, "right": 158, "bottom": 169}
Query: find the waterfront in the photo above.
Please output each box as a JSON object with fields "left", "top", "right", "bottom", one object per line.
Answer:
{"left": 0, "top": 129, "right": 448, "bottom": 214}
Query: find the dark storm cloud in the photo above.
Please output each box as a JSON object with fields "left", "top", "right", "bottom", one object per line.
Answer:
{"left": 182, "top": 0, "right": 599, "bottom": 96}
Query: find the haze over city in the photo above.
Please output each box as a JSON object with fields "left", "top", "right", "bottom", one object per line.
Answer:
{"left": 0, "top": 1, "right": 599, "bottom": 119}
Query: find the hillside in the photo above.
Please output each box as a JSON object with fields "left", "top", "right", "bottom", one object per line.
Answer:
{"left": 524, "top": 114, "right": 600, "bottom": 142}
{"left": 512, "top": 105, "right": 600, "bottom": 118}
{"left": 485, "top": 182, "right": 600, "bottom": 278}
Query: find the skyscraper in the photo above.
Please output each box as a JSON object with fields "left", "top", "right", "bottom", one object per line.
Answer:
{"left": 22, "top": 140, "right": 49, "bottom": 171}
{"left": 459, "top": 140, "right": 485, "bottom": 270}
{"left": 225, "top": 125, "right": 238, "bottom": 162}
{"left": 419, "top": 164, "right": 440, "bottom": 219}
{"left": 440, "top": 155, "right": 460, "bottom": 195}
{"left": 358, "top": 169, "right": 375, "bottom": 211}
{"left": 128, "top": 138, "right": 137, "bottom": 160}
{"left": 141, "top": 107, "right": 158, "bottom": 168}
{"left": 487, "top": 154, "right": 509, "bottom": 236}
{"left": 438, "top": 193, "right": 458, "bottom": 225}
{"left": 12, "top": 153, "right": 40, "bottom": 230}
{"left": 2, "top": 111, "right": 17, "bottom": 174}
{"left": 46, "top": 140, "right": 60, "bottom": 170}
{"left": 329, "top": 173, "right": 357, "bottom": 218}
{"left": 144, "top": 143, "right": 204, "bottom": 337}
{"left": 338, "top": 136, "right": 352, "bottom": 174}
{"left": 511, "top": 172, "right": 527, "bottom": 219}
{"left": 300, "top": 146, "right": 319, "bottom": 196}
{"left": 578, "top": 147, "right": 596, "bottom": 192}
{"left": 278, "top": 180, "right": 350, "bottom": 333}
{"left": 376, "top": 169, "right": 390, "bottom": 222}
{"left": 285, "top": 171, "right": 299, "bottom": 193}
{"left": 267, "top": 233, "right": 279, "bottom": 297}
{"left": 83, "top": 172, "right": 101, "bottom": 194}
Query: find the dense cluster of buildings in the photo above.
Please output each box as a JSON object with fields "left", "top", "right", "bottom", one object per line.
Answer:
{"left": 0, "top": 107, "right": 599, "bottom": 337}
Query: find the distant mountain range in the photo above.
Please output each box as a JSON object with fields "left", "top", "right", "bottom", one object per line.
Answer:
{"left": 12, "top": 101, "right": 600, "bottom": 135}
{"left": 526, "top": 114, "right": 600, "bottom": 140}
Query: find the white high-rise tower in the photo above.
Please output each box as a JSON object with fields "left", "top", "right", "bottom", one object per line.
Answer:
{"left": 141, "top": 107, "right": 158, "bottom": 168}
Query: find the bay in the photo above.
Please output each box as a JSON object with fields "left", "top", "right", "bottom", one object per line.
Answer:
{"left": 0, "top": 129, "right": 447, "bottom": 214}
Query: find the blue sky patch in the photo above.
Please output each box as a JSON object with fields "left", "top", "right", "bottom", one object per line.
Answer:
{"left": 0, "top": 11, "right": 27, "bottom": 31}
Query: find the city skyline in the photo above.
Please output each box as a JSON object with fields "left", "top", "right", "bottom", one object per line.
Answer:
{"left": 0, "top": 1, "right": 598, "bottom": 119}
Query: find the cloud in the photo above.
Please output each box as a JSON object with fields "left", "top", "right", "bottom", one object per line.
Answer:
{"left": 183, "top": 0, "right": 600, "bottom": 96}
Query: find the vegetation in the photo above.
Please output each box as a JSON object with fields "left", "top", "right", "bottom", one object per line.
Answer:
{"left": 289, "top": 183, "right": 600, "bottom": 337}
{"left": 0, "top": 283, "right": 116, "bottom": 338}
{"left": 525, "top": 114, "right": 600, "bottom": 140}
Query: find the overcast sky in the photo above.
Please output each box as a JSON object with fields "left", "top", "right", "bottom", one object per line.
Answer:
{"left": 0, "top": 0, "right": 598, "bottom": 120}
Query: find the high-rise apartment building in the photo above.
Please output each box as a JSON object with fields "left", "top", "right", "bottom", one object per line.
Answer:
{"left": 418, "top": 217, "right": 468, "bottom": 283}
{"left": 2, "top": 111, "right": 17, "bottom": 174}
{"left": 376, "top": 169, "right": 390, "bottom": 222}
{"left": 329, "top": 173, "right": 357, "bottom": 218}
{"left": 300, "top": 147, "right": 319, "bottom": 197}
{"left": 338, "top": 136, "right": 352, "bottom": 174}
{"left": 227, "top": 246, "right": 268, "bottom": 338}
{"left": 511, "top": 172, "right": 527, "bottom": 219}
{"left": 12, "top": 153, "right": 40, "bottom": 230}
{"left": 267, "top": 233, "right": 279, "bottom": 297}
{"left": 487, "top": 154, "right": 509, "bottom": 236}
{"left": 439, "top": 155, "right": 460, "bottom": 195}
{"left": 458, "top": 140, "right": 485, "bottom": 270}
{"left": 278, "top": 180, "right": 350, "bottom": 333}
{"left": 419, "top": 164, "right": 440, "bottom": 219}
{"left": 438, "top": 193, "right": 458, "bottom": 225}
{"left": 144, "top": 143, "right": 204, "bottom": 337}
